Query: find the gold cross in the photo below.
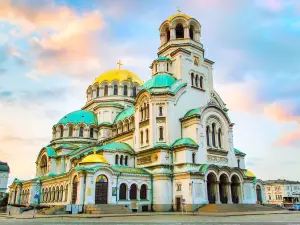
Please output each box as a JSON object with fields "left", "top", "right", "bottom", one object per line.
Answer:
{"left": 177, "top": 7, "right": 181, "bottom": 13}
{"left": 117, "top": 60, "right": 123, "bottom": 69}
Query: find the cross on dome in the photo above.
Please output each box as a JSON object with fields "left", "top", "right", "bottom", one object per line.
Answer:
{"left": 177, "top": 7, "right": 181, "bottom": 13}
{"left": 117, "top": 60, "right": 123, "bottom": 69}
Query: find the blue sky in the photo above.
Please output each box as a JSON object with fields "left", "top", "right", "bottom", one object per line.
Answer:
{"left": 0, "top": 0, "right": 300, "bottom": 186}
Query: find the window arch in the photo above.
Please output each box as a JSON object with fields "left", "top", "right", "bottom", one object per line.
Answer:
{"left": 115, "top": 154, "right": 119, "bottom": 164}
{"left": 192, "top": 152, "right": 196, "bottom": 164}
{"left": 68, "top": 125, "right": 73, "bottom": 137}
{"left": 206, "top": 126, "right": 210, "bottom": 146}
{"left": 40, "top": 155, "right": 48, "bottom": 175}
{"left": 52, "top": 187, "right": 55, "bottom": 202}
{"left": 64, "top": 185, "right": 68, "bottom": 202}
{"left": 159, "top": 127, "right": 164, "bottom": 141}
{"left": 45, "top": 188, "right": 48, "bottom": 202}
{"left": 59, "top": 125, "right": 64, "bottom": 138}
{"left": 200, "top": 76, "right": 203, "bottom": 89}
{"left": 130, "top": 184, "right": 137, "bottom": 200}
{"left": 132, "top": 87, "right": 137, "bottom": 97}
{"left": 140, "top": 184, "right": 147, "bottom": 200}
{"left": 123, "top": 85, "right": 128, "bottom": 96}
{"left": 191, "top": 73, "right": 194, "bottom": 86}
{"left": 146, "top": 129, "right": 149, "bottom": 143}
{"left": 119, "top": 183, "right": 127, "bottom": 200}
{"left": 140, "top": 131, "right": 144, "bottom": 144}
{"left": 79, "top": 126, "right": 84, "bottom": 137}
{"left": 165, "top": 27, "right": 170, "bottom": 42}
{"left": 189, "top": 25, "right": 194, "bottom": 40}
{"left": 195, "top": 75, "right": 199, "bottom": 87}
{"left": 120, "top": 155, "right": 124, "bottom": 165}
{"left": 114, "top": 85, "right": 118, "bottom": 95}
{"left": 90, "top": 128, "right": 94, "bottom": 138}
{"left": 104, "top": 85, "right": 108, "bottom": 96}
{"left": 237, "top": 158, "right": 240, "bottom": 168}
{"left": 59, "top": 186, "right": 63, "bottom": 202}
{"left": 176, "top": 23, "right": 184, "bottom": 38}
{"left": 125, "top": 156, "right": 128, "bottom": 166}
{"left": 218, "top": 128, "right": 222, "bottom": 148}
{"left": 96, "top": 87, "right": 100, "bottom": 97}
{"left": 212, "top": 123, "right": 216, "bottom": 147}
{"left": 56, "top": 186, "right": 59, "bottom": 202}
{"left": 159, "top": 106, "right": 163, "bottom": 116}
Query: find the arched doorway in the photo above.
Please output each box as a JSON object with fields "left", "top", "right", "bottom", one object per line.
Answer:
{"left": 130, "top": 184, "right": 137, "bottom": 200}
{"left": 219, "top": 174, "right": 229, "bottom": 204}
{"left": 95, "top": 175, "right": 108, "bottom": 204}
{"left": 231, "top": 175, "right": 241, "bottom": 204}
{"left": 256, "top": 185, "right": 262, "bottom": 204}
{"left": 14, "top": 187, "right": 17, "bottom": 204}
{"left": 72, "top": 176, "right": 78, "bottom": 204}
{"left": 207, "top": 173, "right": 218, "bottom": 203}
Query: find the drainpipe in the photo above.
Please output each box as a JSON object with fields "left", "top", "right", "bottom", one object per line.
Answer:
{"left": 170, "top": 146, "right": 174, "bottom": 211}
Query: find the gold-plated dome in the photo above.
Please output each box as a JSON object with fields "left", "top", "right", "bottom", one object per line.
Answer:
{"left": 167, "top": 13, "right": 191, "bottom": 21}
{"left": 80, "top": 153, "right": 109, "bottom": 164}
{"left": 245, "top": 170, "right": 256, "bottom": 177}
{"left": 92, "top": 69, "right": 143, "bottom": 85}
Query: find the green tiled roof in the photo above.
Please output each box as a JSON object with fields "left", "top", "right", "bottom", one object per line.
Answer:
{"left": 234, "top": 148, "right": 246, "bottom": 156}
{"left": 199, "top": 164, "right": 210, "bottom": 174}
{"left": 153, "top": 143, "right": 170, "bottom": 149}
{"left": 67, "top": 144, "right": 92, "bottom": 156}
{"left": 56, "top": 143, "right": 79, "bottom": 150}
{"left": 75, "top": 165, "right": 149, "bottom": 175}
{"left": 56, "top": 110, "right": 98, "bottom": 126}
{"left": 183, "top": 107, "right": 202, "bottom": 119}
{"left": 155, "top": 56, "right": 171, "bottom": 61}
{"left": 99, "top": 122, "right": 112, "bottom": 126}
{"left": 0, "top": 162, "right": 9, "bottom": 172}
{"left": 45, "top": 146, "right": 57, "bottom": 157}
{"left": 114, "top": 106, "right": 134, "bottom": 124}
{"left": 142, "top": 74, "right": 177, "bottom": 90}
{"left": 172, "top": 138, "right": 198, "bottom": 148}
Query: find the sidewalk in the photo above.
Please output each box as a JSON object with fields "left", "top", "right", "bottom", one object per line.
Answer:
{"left": 5, "top": 210, "right": 300, "bottom": 219}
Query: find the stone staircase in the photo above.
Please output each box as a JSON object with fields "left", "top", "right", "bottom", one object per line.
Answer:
{"left": 37, "top": 205, "right": 66, "bottom": 215}
{"left": 199, "top": 204, "right": 285, "bottom": 213}
{"left": 85, "top": 204, "right": 129, "bottom": 214}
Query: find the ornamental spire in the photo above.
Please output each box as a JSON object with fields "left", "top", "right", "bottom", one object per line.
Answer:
{"left": 117, "top": 60, "right": 123, "bottom": 70}
{"left": 177, "top": 7, "right": 181, "bottom": 13}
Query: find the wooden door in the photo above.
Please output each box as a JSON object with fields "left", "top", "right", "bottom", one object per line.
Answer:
{"left": 72, "top": 182, "right": 77, "bottom": 204}
{"left": 95, "top": 182, "right": 108, "bottom": 204}
{"left": 176, "top": 197, "right": 181, "bottom": 211}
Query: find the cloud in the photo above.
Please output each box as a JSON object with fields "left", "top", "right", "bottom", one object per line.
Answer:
{"left": 276, "top": 126, "right": 300, "bottom": 147}
{"left": 264, "top": 102, "right": 300, "bottom": 123}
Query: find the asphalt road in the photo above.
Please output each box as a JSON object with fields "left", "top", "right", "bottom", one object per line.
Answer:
{"left": 2, "top": 214, "right": 300, "bottom": 225}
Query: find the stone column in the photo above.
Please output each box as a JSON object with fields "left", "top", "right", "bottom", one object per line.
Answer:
{"left": 78, "top": 174, "right": 85, "bottom": 205}
{"left": 228, "top": 182, "right": 233, "bottom": 204}
{"left": 84, "top": 174, "right": 94, "bottom": 204}
{"left": 127, "top": 188, "right": 130, "bottom": 200}
{"left": 137, "top": 188, "right": 140, "bottom": 201}
{"left": 60, "top": 157, "right": 66, "bottom": 173}
{"left": 216, "top": 181, "right": 221, "bottom": 204}
{"left": 170, "top": 28, "right": 175, "bottom": 40}
{"left": 16, "top": 186, "right": 21, "bottom": 204}
{"left": 184, "top": 26, "right": 189, "bottom": 38}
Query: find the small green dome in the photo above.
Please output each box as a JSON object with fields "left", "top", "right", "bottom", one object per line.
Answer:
{"left": 142, "top": 74, "right": 177, "bottom": 90}
{"left": 0, "top": 162, "right": 9, "bottom": 172}
{"left": 56, "top": 110, "right": 98, "bottom": 126}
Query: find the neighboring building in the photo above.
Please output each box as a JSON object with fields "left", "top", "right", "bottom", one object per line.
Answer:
{"left": 0, "top": 162, "right": 9, "bottom": 197}
{"left": 8, "top": 12, "right": 265, "bottom": 212}
{"left": 264, "top": 180, "right": 300, "bottom": 206}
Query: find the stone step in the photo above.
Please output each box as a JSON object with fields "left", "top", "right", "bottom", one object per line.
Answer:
{"left": 199, "top": 204, "right": 285, "bottom": 213}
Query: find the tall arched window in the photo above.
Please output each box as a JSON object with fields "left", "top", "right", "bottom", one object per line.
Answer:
{"left": 212, "top": 123, "right": 216, "bottom": 147}
{"left": 90, "top": 128, "right": 94, "bottom": 138}
{"left": 64, "top": 185, "right": 68, "bottom": 202}
{"left": 159, "top": 127, "right": 164, "bottom": 141}
{"left": 166, "top": 27, "right": 170, "bottom": 42}
{"left": 115, "top": 154, "right": 119, "bottom": 164}
{"left": 218, "top": 128, "right": 222, "bottom": 148}
{"left": 79, "top": 126, "right": 84, "bottom": 137}
{"left": 140, "top": 184, "right": 147, "bottom": 200}
{"left": 45, "top": 188, "right": 48, "bottom": 202}
{"left": 104, "top": 85, "right": 108, "bottom": 96}
{"left": 132, "top": 87, "right": 137, "bottom": 97}
{"left": 176, "top": 23, "right": 184, "bottom": 38}
{"left": 191, "top": 73, "right": 194, "bottom": 86}
{"left": 114, "top": 85, "right": 118, "bottom": 95}
{"left": 155, "top": 64, "right": 158, "bottom": 73}
{"left": 59, "top": 126, "right": 64, "bottom": 138}
{"left": 96, "top": 87, "right": 100, "bottom": 97}
{"left": 206, "top": 126, "right": 210, "bottom": 146}
{"left": 146, "top": 129, "right": 149, "bottom": 143}
{"left": 119, "top": 183, "right": 127, "bottom": 200}
{"left": 40, "top": 155, "right": 48, "bottom": 175}
{"left": 237, "top": 159, "right": 240, "bottom": 168}
{"left": 189, "top": 25, "right": 194, "bottom": 40}
{"left": 159, "top": 106, "right": 163, "bottom": 116}
{"left": 68, "top": 126, "right": 73, "bottom": 137}
{"left": 56, "top": 186, "right": 59, "bottom": 202}
{"left": 120, "top": 155, "right": 124, "bottom": 165}
{"left": 125, "top": 156, "right": 128, "bottom": 166}
{"left": 200, "top": 76, "right": 203, "bottom": 89}
{"left": 167, "top": 63, "right": 169, "bottom": 71}
{"left": 123, "top": 85, "right": 128, "bottom": 96}
{"left": 192, "top": 152, "right": 196, "bottom": 164}
{"left": 130, "top": 184, "right": 137, "bottom": 200}
{"left": 140, "top": 131, "right": 144, "bottom": 144}
{"left": 195, "top": 75, "right": 199, "bottom": 87}
{"left": 59, "top": 186, "right": 63, "bottom": 202}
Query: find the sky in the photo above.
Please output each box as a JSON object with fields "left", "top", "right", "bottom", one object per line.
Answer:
{"left": 0, "top": 0, "right": 300, "bottom": 187}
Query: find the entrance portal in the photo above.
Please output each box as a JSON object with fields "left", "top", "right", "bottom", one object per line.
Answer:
{"left": 256, "top": 185, "right": 262, "bottom": 204}
{"left": 72, "top": 176, "right": 78, "bottom": 204}
{"left": 176, "top": 197, "right": 181, "bottom": 211}
{"left": 219, "top": 174, "right": 229, "bottom": 204}
{"left": 95, "top": 175, "right": 108, "bottom": 204}
{"left": 207, "top": 173, "right": 217, "bottom": 203}
{"left": 231, "top": 175, "right": 241, "bottom": 204}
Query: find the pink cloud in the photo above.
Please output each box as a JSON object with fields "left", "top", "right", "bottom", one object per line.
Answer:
{"left": 276, "top": 126, "right": 300, "bottom": 147}
{"left": 264, "top": 102, "right": 300, "bottom": 123}
{"left": 255, "top": 0, "right": 283, "bottom": 12}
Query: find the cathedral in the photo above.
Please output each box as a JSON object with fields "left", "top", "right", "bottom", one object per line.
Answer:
{"left": 8, "top": 12, "right": 266, "bottom": 212}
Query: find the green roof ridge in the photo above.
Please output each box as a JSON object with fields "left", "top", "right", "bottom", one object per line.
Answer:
{"left": 172, "top": 138, "right": 198, "bottom": 148}
{"left": 114, "top": 106, "right": 134, "bottom": 124}
{"left": 234, "top": 148, "right": 246, "bottom": 156}
{"left": 56, "top": 110, "right": 98, "bottom": 126}
{"left": 142, "top": 74, "right": 177, "bottom": 90}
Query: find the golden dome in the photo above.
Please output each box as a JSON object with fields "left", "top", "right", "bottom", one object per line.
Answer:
{"left": 245, "top": 170, "right": 256, "bottom": 177}
{"left": 80, "top": 153, "right": 109, "bottom": 164}
{"left": 92, "top": 69, "right": 143, "bottom": 85}
{"left": 167, "top": 13, "right": 191, "bottom": 22}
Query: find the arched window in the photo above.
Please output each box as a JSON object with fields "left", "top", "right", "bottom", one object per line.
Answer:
{"left": 115, "top": 154, "right": 119, "bottom": 164}
{"left": 218, "top": 128, "right": 222, "bottom": 148}
{"left": 56, "top": 186, "right": 59, "bottom": 202}
{"left": 130, "top": 184, "right": 137, "bottom": 200}
{"left": 132, "top": 87, "right": 137, "bottom": 98}
{"left": 191, "top": 73, "right": 194, "bottom": 86}
{"left": 147, "top": 103, "right": 149, "bottom": 119}
{"left": 119, "top": 183, "right": 127, "bottom": 200}
{"left": 189, "top": 25, "right": 194, "bottom": 40}
{"left": 59, "top": 186, "right": 63, "bottom": 201}
{"left": 176, "top": 23, "right": 184, "bottom": 38}
{"left": 140, "top": 131, "right": 143, "bottom": 144}
{"left": 123, "top": 85, "right": 128, "bottom": 96}
{"left": 90, "top": 128, "right": 94, "bottom": 138}
{"left": 206, "top": 126, "right": 210, "bottom": 146}
{"left": 195, "top": 75, "right": 199, "bottom": 87}
{"left": 68, "top": 126, "right": 73, "bottom": 137}
{"left": 237, "top": 158, "right": 240, "bottom": 168}
{"left": 192, "top": 152, "right": 196, "bottom": 164}
{"left": 59, "top": 126, "right": 64, "bottom": 138}
{"left": 200, "top": 76, "right": 203, "bottom": 89}
{"left": 104, "top": 85, "right": 108, "bottom": 96}
{"left": 45, "top": 188, "right": 48, "bottom": 202}
{"left": 146, "top": 129, "right": 149, "bottom": 143}
{"left": 159, "top": 106, "right": 163, "bottom": 116}
{"left": 64, "top": 185, "right": 68, "bottom": 202}
{"left": 125, "top": 156, "right": 128, "bottom": 166}
{"left": 96, "top": 87, "right": 100, "bottom": 97}
{"left": 167, "top": 63, "right": 169, "bottom": 71}
{"left": 212, "top": 123, "right": 216, "bottom": 147}
{"left": 166, "top": 27, "right": 170, "bottom": 42}
{"left": 155, "top": 64, "right": 158, "bottom": 73}
{"left": 114, "top": 85, "right": 118, "bottom": 95}
{"left": 159, "top": 127, "right": 164, "bottom": 141}
{"left": 79, "top": 127, "right": 84, "bottom": 137}
{"left": 40, "top": 155, "right": 48, "bottom": 175}
{"left": 140, "top": 184, "right": 147, "bottom": 200}
{"left": 52, "top": 187, "right": 55, "bottom": 202}
{"left": 120, "top": 155, "right": 124, "bottom": 165}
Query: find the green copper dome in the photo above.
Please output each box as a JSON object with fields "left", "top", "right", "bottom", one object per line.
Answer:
{"left": 142, "top": 74, "right": 177, "bottom": 90}
{"left": 56, "top": 110, "right": 98, "bottom": 126}
{"left": 0, "top": 162, "right": 9, "bottom": 172}
{"left": 114, "top": 106, "right": 134, "bottom": 124}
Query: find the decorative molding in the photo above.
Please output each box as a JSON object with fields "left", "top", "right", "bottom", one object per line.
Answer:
{"left": 207, "top": 155, "right": 228, "bottom": 163}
